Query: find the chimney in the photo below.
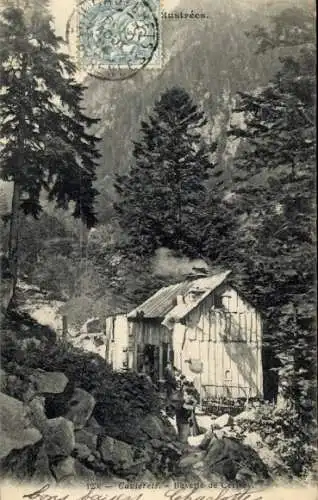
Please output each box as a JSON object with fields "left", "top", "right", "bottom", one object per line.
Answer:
{"left": 185, "top": 272, "right": 209, "bottom": 280}
{"left": 185, "top": 266, "right": 209, "bottom": 280}
{"left": 176, "top": 295, "right": 184, "bottom": 305}
{"left": 172, "top": 295, "right": 184, "bottom": 307}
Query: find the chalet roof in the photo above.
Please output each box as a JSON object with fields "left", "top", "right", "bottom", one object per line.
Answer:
{"left": 128, "top": 270, "right": 231, "bottom": 321}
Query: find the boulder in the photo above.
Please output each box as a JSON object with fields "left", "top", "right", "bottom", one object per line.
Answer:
{"left": 1, "top": 439, "right": 43, "bottom": 482}
{"left": 99, "top": 436, "right": 135, "bottom": 471}
{"left": 243, "top": 432, "right": 287, "bottom": 475}
{"left": 195, "top": 414, "right": 214, "bottom": 431}
{"left": 204, "top": 437, "right": 270, "bottom": 484}
{"left": 85, "top": 416, "right": 103, "bottom": 435}
{"left": 179, "top": 451, "right": 206, "bottom": 469}
{"left": 74, "top": 459, "right": 96, "bottom": 482}
{"left": 75, "top": 428, "right": 98, "bottom": 451}
{"left": 74, "top": 443, "right": 91, "bottom": 460}
{"left": 51, "top": 456, "right": 76, "bottom": 483}
{"left": 198, "top": 429, "right": 213, "bottom": 450}
{"left": 30, "top": 369, "right": 68, "bottom": 394}
{"left": 192, "top": 460, "right": 206, "bottom": 470}
{"left": 64, "top": 388, "right": 95, "bottom": 430}
{"left": 213, "top": 413, "right": 234, "bottom": 429}
{"left": 140, "top": 414, "right": 166, "bottom": 440}
{"left": 0, "top": 392, "right": 42, "bottom": 461}
{"left": 243, "top": 431, "right": 263, "bottom": 449}
{"left": 28, "top": 396, "right": 48, "bottom": 433}
{"left": 188, "top": 434, "right": 207, "bottom": 448}
{"left": 44, "top": 417, "right": 75, "bottom": 459}
{"left": 31, "top": 444, "right": 55, "bottom": 483}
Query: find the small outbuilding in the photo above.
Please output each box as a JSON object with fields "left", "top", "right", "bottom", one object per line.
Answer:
{"left": 106, "top": 270, "right": 263, "bottom": 401}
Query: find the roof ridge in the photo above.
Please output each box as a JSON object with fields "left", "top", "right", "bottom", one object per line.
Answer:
{"left": 128, "top": 270, "right": 232, "bottom": 320}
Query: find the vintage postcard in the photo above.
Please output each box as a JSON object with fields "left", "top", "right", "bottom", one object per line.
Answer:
{"left": 0, "top": 0, "right": 316, "bottom": 500}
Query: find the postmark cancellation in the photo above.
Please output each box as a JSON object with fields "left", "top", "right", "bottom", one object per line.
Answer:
{"left": 67, "top": 0, "right": 161, "bottom": 79}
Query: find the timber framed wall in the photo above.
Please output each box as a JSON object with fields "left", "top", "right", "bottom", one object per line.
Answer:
{"left": 172, "top": 286, "right": 263, "bottom": 399}
{"left": 105, "top": 314, "right": 130, "bottom": 371}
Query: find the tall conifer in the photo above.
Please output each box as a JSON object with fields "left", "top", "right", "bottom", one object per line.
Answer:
{"left": 114, "top": 87, "right": 216, "bottom": 258}
{"left": 0, "top": 1, "right": 101, "bottom": 300}
{"left": 228, "top": 6, "right": 316, "bottom": 408}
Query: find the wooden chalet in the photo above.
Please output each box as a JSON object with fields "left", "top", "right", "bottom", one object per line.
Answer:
{"left": 105, "top": 270, "right": 263, "bottom": 401}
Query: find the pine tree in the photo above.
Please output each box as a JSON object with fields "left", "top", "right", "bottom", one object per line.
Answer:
{"left": 228, "top": 6, "right": 316, "bottom": 410}
{"left": 0, "top": 1, "right": 101, "bottom": 301}
{"left": 114, "top": 87, "right": 216, "bottom": 258}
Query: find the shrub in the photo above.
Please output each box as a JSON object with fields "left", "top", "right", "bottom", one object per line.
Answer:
{"left": 1, "top": 309, "right": 56, "bottom": 342}
{"left": 238, "top": 404, "right": 317, "bottom": 477}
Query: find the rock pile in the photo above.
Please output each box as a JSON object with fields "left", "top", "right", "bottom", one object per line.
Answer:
{"left": 179, "top": 429, "right": 271, "bottom": 487}
{"left": 0, "top": 314, "right": 281, "bottom": 488}
{"left": 0, "top": 368, "right": 182, "bottom": 486}
{"left": 0, "top": 358, "right": 276, "bottom": 489}
{"left": 184, "top": 408, "right": 288, "bottom": 485}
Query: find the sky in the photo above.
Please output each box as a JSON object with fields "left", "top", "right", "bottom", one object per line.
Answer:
{"left": 50, "top": 0, "right": 181, "bottom": 37}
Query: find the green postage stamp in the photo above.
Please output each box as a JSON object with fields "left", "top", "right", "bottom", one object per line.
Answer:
{"left": 67, "top": 0, "right": 161, "bottom": 80}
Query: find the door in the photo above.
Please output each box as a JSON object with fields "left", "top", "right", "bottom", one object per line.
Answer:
{"left": 162, "top": 342, "right": 169, "bottom": 371}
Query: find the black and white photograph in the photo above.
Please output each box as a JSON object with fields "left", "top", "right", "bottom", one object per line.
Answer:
{"left": 0, "top": 0, "right": 316, "bottom": 498}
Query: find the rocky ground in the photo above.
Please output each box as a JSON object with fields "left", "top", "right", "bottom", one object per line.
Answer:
{"left": 0, "top": 365, "right": 182, "bottom": 486}
{"left": 0, "top": 313, "right": 274, "bottom": 490}
{"left": 0, "top": 366, "right": 274, "bottom": 488}
{"left": 0, "top": 289, "right": 315, "bottom": 488}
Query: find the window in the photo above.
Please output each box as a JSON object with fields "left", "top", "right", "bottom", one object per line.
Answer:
{"left": 214, "top": 294, "right": 223, "bottom": 308}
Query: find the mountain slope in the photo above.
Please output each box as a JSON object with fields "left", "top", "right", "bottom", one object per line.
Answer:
{"left": 81, "top": 0, "right": 298, "bottom": 220}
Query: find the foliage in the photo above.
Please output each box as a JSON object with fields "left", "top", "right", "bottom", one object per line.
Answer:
{"left": 99, "top": 248, "right": 170, "bottom": 310}
{"left": 114, "top": 86, "right": 216, "bottom": 258}
{"left": 226, "top": 5, "right": 316, "bottom": 410}
{"left": 0, "top": 2, "right": 101, "bottom": 224}
{"left": 111, "top": 86, "right": 224, "bottom": 306}
{"left": 1, "top": 308, "right": 56, "bottom": 341}
{"left": 238, "top": 404, "right": 317, "bottom": 477}
{"left": 1, "top": 210, "right": 84, "bottom": 300}
{"left": 0, "top": 0, "right": 101, "bottom": 301}
{"left": 201, "top": 191, "right": 239, "bottom": 265}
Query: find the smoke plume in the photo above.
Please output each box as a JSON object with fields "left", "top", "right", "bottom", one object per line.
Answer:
{"left": 152, "top": 247, "right": 210, "bottom": 279}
